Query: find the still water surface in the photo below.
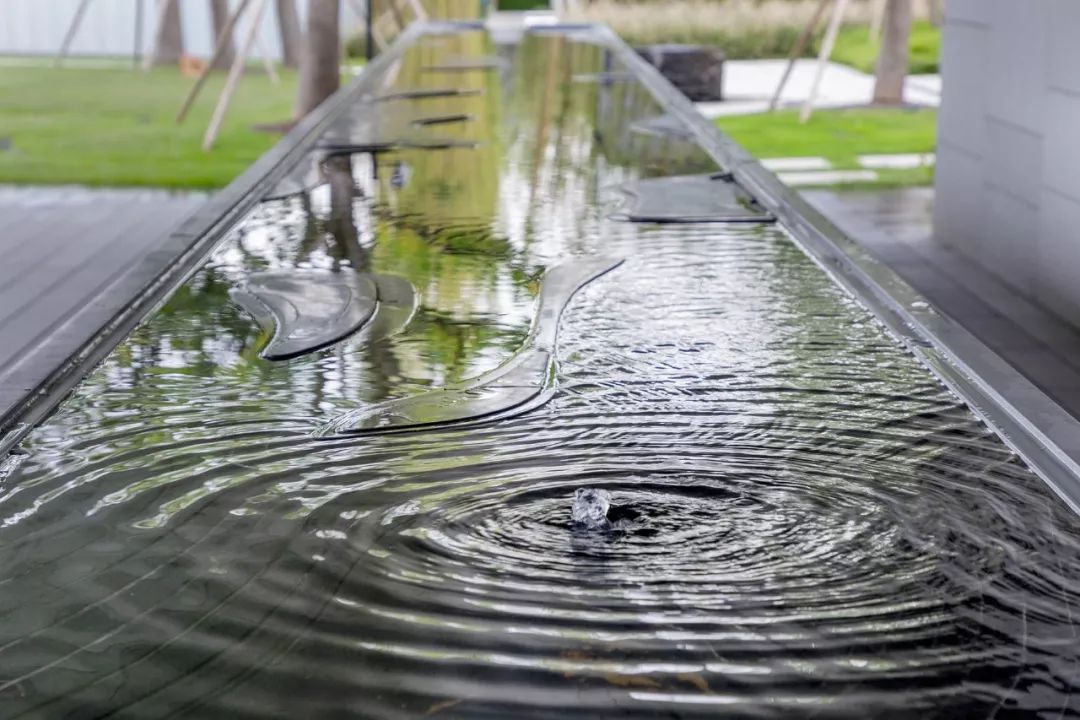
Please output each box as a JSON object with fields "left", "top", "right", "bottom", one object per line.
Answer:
{"left": 1, "top": 28, "right": 1079, "bottom": 719}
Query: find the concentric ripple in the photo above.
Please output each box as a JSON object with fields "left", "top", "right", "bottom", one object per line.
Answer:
{"left": 1, "top": 29, "right": 1080, "bottom": 720}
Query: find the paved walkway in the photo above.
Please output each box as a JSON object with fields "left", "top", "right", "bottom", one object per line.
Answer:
{"left": 0, "top": 185, "right": 204, "bottom": 434}
{"left": 761, "top": 153, "right": 936, "bottom": 186}
{"left": 696, "top": 59, "right": 941, "bottom": 118}
{"left": 804, "top": 188, "right": 1080, "bottom": 418}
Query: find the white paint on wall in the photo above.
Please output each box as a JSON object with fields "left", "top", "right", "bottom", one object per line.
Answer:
{"left": 933, "top": 0, "right": 1080, "bottom": 326}
{"left": 0, "top": 0, "right": 366, "bottom": 60}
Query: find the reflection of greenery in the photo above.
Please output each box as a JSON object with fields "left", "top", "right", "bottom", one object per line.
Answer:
{"left": 42, "top": 27, "right": 733, "bottom": 437}
{"left": 375, "top": 208, "right": 512, "bottom": 257}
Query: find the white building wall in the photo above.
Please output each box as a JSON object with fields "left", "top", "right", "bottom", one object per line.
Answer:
{"left": 934, "top": 0, "right": 1080, "bottom": 323}
{"left": 0, "top": 1, "right": 365, "bottom": 60}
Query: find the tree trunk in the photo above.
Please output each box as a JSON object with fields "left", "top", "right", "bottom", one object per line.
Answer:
{"left": 208, "top": 0, "right": 237, "bottom": 70}
{"left": 295, "top": 0, "right": 341, "bottom": 119}
{"left": 872, "top": 0, "right": 912, "bottom": 105}
{"left": 276, "top": 0, "right": 302, "bottom": 69}
{"left": 151, "top": 0, "right": 184, "bottom": 66}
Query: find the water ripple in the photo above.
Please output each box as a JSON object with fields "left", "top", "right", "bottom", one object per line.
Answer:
{"left": 1, "top": 33, "right": 1079, "bottom": 720}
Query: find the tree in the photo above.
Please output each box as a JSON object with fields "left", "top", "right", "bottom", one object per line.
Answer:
{"left": 276, "top": 0, "right": 303, "bottom": 69}
{"left": 151, "top": 0, "right": 184, "bottom": 66}
{"left": 208, "top": 0, "right": 237, "bottom": 70}
{"left": 295, "top": 0, "right": 341, "bottom": 119}
{"left": 872, "top": 0, "right": 912, "bottom": 105}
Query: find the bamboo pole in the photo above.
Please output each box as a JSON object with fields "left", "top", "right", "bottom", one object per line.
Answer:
{"left": 176, "top": 0, "right": 253, "bottom": 124}
{"left": 406, "top": 0, "right": 428, "bottom": 21}
{"left": 769, "top": 0, "right": 831, "bottom": 112}
{"left": 255, "top": 31, "right": 280, "bottom": 83}
{"left": 55, "top": 0, "right": 94, "bottom": 68}
{"left": 870, "top": 0, "right": 887, "bottom": 40}
{"left": 202, "top": 0, "right": 269, "bottom": 150}
{"left": 387, "top": 0, "right": 407, "bottom": 32}
{"left": 800, "top": 0, "right": 849, "bottom": 123}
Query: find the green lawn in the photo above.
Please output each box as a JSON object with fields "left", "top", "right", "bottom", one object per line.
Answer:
{"left": 716, "top": 107, "right": 937, "bottom": 188}
{"left": 0, "top": 66, "right": 298, "bottom": 189}
{"left": 829, "top": 20, "right": 941, "bottom": 75}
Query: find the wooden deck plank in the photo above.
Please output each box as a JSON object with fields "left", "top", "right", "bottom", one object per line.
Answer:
{"left": 0, "top": 208, "right": 160, "bottom": 327}
{"left": 0, "top": 187, "right": 205, "bottom": 429}
{"left": 0, "top": 203, "right": 196, "bottom": 365}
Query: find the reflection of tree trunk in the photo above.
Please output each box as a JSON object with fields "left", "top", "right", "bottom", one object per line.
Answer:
{"left": 151, "top": 0, "right": 184, "bottom": 66}
{"left": 276, "top": 0, "right": 302, "bottom": 68}
{"left": 528, "top": 37, "right": 562, "bottom": 207}
{"left": 873, "top": 0, "right": 912, "bottom": 105}
{"left": 298, "top": 193, "right": 323, "bottom": 258}
{"left": 326, "top": 153, "right": 397, "bottom": 402}
{"left": 209, "top": 0, "right": 237, "bottom": 70}
{"left": 325, "top": 155, "right": 368, "bottom": 270}
{"left": 295, "top": 0, "right": 341, "bottom": 119}
{"left": 361, "top": 332, "right": 402, "bottom": 401}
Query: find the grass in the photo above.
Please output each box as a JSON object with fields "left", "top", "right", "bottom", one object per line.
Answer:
{"left": 716, "top": 107, "right": 937, "bottom": 187}
{"left": 829, "top": 20, "right": 941, "bottom": 74}
{"left": 0, "top": 65, "right": 298, "bottom": 189}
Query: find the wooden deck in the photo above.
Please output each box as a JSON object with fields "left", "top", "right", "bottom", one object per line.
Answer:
{"left": 0, "top": 185, "right": 204, "bottom": 433}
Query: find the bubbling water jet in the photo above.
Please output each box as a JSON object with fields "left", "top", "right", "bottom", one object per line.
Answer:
{"left": 571, "top": 488, "right": 642, "bottom": 531}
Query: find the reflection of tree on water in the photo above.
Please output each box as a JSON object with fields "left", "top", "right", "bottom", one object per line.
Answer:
{"left": 60, "top": 28, "right": 723, "bottom": 430}
{"left": 324, "top": 152, "right": 404, "bottom": 401}
{"left": 324, "top": 154, "right": 368, "bottom": 271}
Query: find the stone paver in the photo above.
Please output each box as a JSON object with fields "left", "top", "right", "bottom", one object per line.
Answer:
{"left": 0, "top": 185, "right": 204, "bottom": 435}
{"left": 777, "top": 169, "right": 879, "bottom": 186}
{"left": 760, "top": 157, "right": 833, "bottom": 172}
{"left": 858, "top": 153, "right": 936, "bottom": 169}
{"left": 697, "top": 59, "right": 941, "bottom": 118}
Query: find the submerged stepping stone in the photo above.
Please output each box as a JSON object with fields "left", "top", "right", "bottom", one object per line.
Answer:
{"left": 614, "top": 173, "right": 775, "bottom": 224}
{"left": 263, "top": 135, "right": 475, "bottom": 201}
{"left": 317, "top": 139, "right": 478, "bottom": 154}
{"left": 411, "top": 113, "right": 474, "bottom": 127}
{"left": 376, "top": 88, "right": 483, "bottom": 102}
{"left": 311, "top": 101, "right": 480, "bottom": 157}
{"left": 420, "top": 56, "right": 506, "bottom": 73}
{"left": 231, "top": 270, "right": 417, "bottom": 361}
{"left": 320, "top": 255, "right": 624, "bottom": 435}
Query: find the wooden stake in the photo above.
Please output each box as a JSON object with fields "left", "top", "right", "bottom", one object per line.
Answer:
{"left": 203, "top": 0, "right": 269, "bottom": 150}
{"left": 769, "top": 0, "right": 830, "bottom": 112}
{"left": 870, "top": 0, "right": 887, "bottom": 40}
{"left": 255, "top": 30, "right": 280, "bottom": 83}
{"left": 387, "top": 0, "right": 407, "bottom": 32}
{"left": 176, "top": 0, "right": 253, "bottom": 124}
{"left": 55, "top": 0, "right": 93, "bottom": 68}
{"left": 406, "top": 0, "right": 428, "bottom": 21}
{"left": 800, "top": 0, "right": 849, "bottom": 124}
